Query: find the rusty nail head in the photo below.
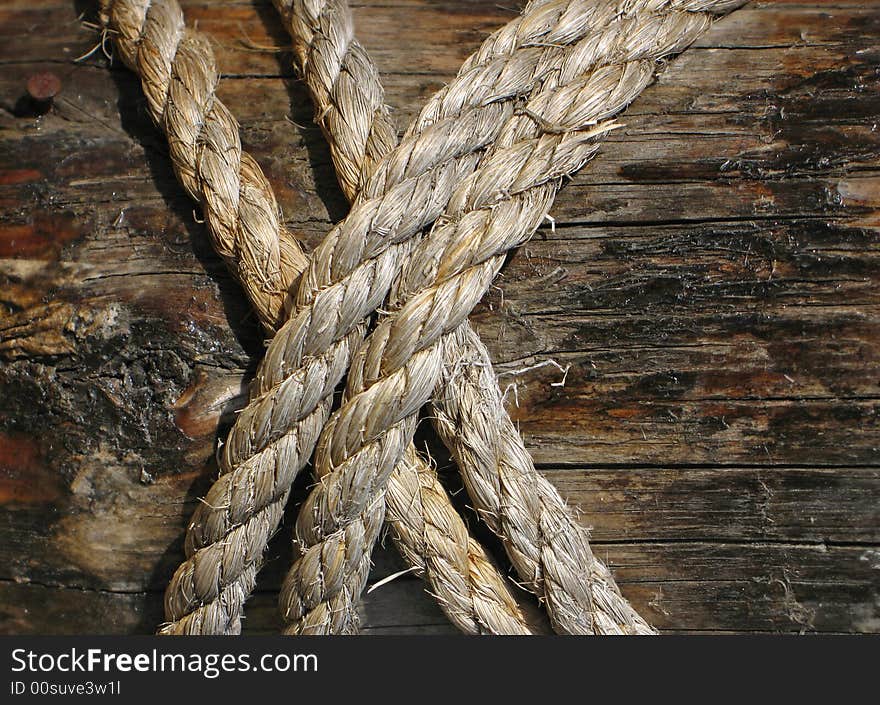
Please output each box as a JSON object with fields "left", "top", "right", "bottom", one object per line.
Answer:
{"left": 27, "top": 72, "right": 62, "bottom": 103}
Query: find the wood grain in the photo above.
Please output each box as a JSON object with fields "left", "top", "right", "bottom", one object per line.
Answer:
{"left": 0, "top": 0, "right": 877, "bottom": 634}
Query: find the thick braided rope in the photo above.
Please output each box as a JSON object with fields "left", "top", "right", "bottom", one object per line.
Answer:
{"left": 98, "top": 0, "right": 307, "bottom": 334}
{"left": 98, "top": 0, "right": 532, "bottom": 633}
{"left": 273, "top": 0, "right": 397, "bottom": 202}
{"left": 276, "top": 0, "right": 660, "bottom": 634}
{"left": 278, "top": 1, "right": 746, "bottom": 633}
{"left": 275, "top": 0, "right": 672, "bottom": 632}
{"left": 174, "top": 0, "right": 618, "bottom": 635}
{"left": 272, "top": 0, "right": 533, "bottom": 634}
{"left": 171, "top": 0, "right": 741, "bottom": 635}
{"left": 277, "top": 100, "right": 615, "bottom": 634}
{"left": 98, "top": 0, "right": 534, "bottom": 633}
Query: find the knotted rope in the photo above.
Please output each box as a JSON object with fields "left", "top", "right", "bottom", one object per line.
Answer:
{"left": 99, "top": 0, "right": 534, "bottom": 634}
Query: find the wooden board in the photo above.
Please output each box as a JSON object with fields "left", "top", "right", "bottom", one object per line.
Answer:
{"left": 0, "top": 0, "right": 878, "bottom": 634}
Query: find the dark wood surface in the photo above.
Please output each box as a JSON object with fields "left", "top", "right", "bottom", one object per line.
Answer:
{"left": 0, "top": 0, "right": 877, "bottom": 634}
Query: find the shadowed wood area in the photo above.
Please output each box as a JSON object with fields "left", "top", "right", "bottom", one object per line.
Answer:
{"left": 0, "top": 0, "right": 878, "bottom": 634}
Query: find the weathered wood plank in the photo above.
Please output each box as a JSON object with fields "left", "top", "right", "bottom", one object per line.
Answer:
{"left": 4, "top": 455, "right": 876, "bottom": 591}
{"left": 549, "top": 467, "right": 880, "bottom": 544}
{"left": 5, "top": 540, "right": 876, "bottom": 634}
{"left": 0, "top": 0, "right": 878, "bottom": 634}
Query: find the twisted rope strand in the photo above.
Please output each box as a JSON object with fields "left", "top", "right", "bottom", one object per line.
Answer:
{"left": 386, "top": 448, "right": 535, "bottom": 634}
{"left": 278, "top": 0, "right": 746, "bottom": 633}
{"left": 274, "top": 0, "right": 397, "bottom": 202}
{"left": 98, "top": 0, "right": 306, "bottom": 334}
{"left": 433, "top": 329, "right": 653, "bottom": 634}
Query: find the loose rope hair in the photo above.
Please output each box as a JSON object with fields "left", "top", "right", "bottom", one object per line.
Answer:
{"left": 99, "top": 0, "right": 535, "bottom": 635}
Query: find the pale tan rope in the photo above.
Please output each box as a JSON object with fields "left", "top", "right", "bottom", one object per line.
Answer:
{"left": 278, "top": 0, "right": 683, "bottom": 634}
{"left": 96, "top": 0, "right": 306, "bottom": 334}
{"left": 98, "top": 0, "right": 532, "bottom": 634}
{"left": 271, "top": 0, "right": 534, "bottom": 634}
{"left": 277, "top": 112, "right": 617, "bottom": 634}
{"left": 274, "top": 0, "right": 396, "bottom": 202}
{"left": 433, "top": 330, "right": 653, "bottom": 634}
{"left": 277, "top": 1, "right": 747, "bottom": 634}
{"left": 169, "top": 0, "right": 613, "bottom": 634}
{"left": 165, "top": 0, "right": 744, "bottom": 634}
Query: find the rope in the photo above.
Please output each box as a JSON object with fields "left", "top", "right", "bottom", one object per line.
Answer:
{"left": 275, "top": 0, "right": 397, "bottom": 202}
{"left": 163, "top": 0, "right": 619, "bottom": 635}
{"left": 103, "top": 0, "right": 746, "bottom": 634}
{"left": 99, "top": 0, "right": 533, "bottom": 634}
{"left": 96, "top": 0, "right": 306, "bottom": 334}
{"left": 176, "top": 0, "right": 744, "bottom": 635}
{"left": 272, "top": 0, "right": 534, "bottom": 635}
{"left": 276, "top": 0, "right": 746, "bottom": 634}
